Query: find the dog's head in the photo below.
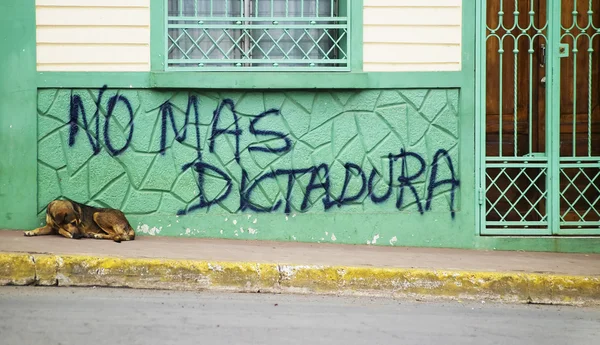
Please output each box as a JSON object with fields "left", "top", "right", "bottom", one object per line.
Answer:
{"left": 49, "top": 200, "right": 82, "bottom": 236}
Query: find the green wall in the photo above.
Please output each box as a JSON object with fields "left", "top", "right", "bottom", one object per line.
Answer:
{"left": 37, "top": 87, "right": 465, "bottom": 246}
{"left": 0, "top": 0, "right": 38, "bottom": 229}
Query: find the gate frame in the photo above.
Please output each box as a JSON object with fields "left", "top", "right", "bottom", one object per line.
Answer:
{"left": 475, "top": 0, "right": 558, "bottom": 236}
{"left": 475, "top": 0, "right": 599, "bottom": 236}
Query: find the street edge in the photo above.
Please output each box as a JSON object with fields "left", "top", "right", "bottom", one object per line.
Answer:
{"left": 1, "top": 252, "right": 599, "bottom": 305}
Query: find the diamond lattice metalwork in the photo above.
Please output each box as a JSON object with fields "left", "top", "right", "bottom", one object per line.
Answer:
{"left": 485, "top": 166, "right": 548, "bottom": 225}
{"left": 560, "top": 166, "right": 600, "bottom": 225}
{"left": 166, "top": 0, "right": 349, "bottom": 71}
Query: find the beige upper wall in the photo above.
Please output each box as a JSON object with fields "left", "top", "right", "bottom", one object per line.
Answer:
{"left": 363, "top": 0, "right": 462, "bottom": 72}
{"left": 36, "top": 0, "right": 150, "bottom": 72}
{"left": 35, "top": 0, "right": 461, "bottom": 73}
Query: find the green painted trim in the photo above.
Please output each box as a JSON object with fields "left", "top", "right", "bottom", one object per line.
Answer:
{"left": 150, "top": 0, "right": 166, "bottom": 71}
{"left": 0, "top": 0, "right": 38, "bottom": 229}
{"left": 349, "top": 0, "right": 363, "bottom": 72}
{"left": 475, "top": 237, "right": 600, "bottom": 254}
{"left": 37, "top": 72, "right": 152, "bottom": 89}
{"left": 474, "top": 0, "right": 486, "bottom": 235}
{"left": 152, "top": 70, "right": 467, "bottom": 88}
{"left": 36, "top": 71, "right": 465, "bottom": 89}
{"left": 458, "top": 0, "right": 477, "bottom": 239}
{"left": 547, "top": 0, "right": 562, "bottom": 234}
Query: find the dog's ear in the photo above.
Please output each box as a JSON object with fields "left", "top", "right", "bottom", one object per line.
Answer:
{"left": 55, "top": 212, "right": 66, "bottom": 225}
{"left": 73, "top": 203, "right": 82, "bottom": 225}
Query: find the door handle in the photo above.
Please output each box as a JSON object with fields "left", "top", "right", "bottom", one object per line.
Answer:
{"left": 540, "top": 44, "right": 546, "bottom": 67}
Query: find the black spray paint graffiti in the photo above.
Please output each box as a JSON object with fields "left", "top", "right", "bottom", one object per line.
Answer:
{"left": 68, "top": 86, "right": 460, "bottom": 218}
{"left": 69, "top": 85, "right": 135, "bottom": 156}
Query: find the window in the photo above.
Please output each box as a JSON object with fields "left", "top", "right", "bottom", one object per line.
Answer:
{"left": 166, "top": 0, "right": 349, "bottom": 71}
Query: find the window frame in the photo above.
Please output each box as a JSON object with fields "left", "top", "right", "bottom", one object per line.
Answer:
{"left": 152, "top": 0, "right": 360, "bottom": 74}
{"left": 164, "top": 0, "right": 350, "bottom": 72}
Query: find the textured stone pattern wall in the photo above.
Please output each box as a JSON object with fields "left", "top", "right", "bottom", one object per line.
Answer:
{"left": 37, "top": 88, "right": 460, "bottom": 241}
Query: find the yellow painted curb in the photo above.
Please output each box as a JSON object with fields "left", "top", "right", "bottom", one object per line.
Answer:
{"left": 1, "top": 252, "right": 599, "bottom": 305}
{"left": 49, "top": 254, "right": 280, "bottom": 291}
{"left": 0, "top": 253, "right": 35, "bottom": 285}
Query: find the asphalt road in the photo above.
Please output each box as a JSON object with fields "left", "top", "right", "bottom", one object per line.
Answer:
{"left": 0, "top": 287, "right": 598, "bottom": 345}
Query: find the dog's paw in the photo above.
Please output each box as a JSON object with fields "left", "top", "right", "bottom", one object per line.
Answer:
{"left": 23, "top": 231, "right": 35, "bottom": 237}
{"left": 93, "top": 234, "right": 103, "bottom": 239}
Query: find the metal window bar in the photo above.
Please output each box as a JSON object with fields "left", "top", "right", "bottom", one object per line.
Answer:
{"left": 168, "top": 0, "right": 244, "bottom": 68}
{"left": 166, "top": 0, "right": 348, "bottom": 71}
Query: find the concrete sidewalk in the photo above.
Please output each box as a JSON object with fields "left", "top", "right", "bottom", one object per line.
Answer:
{"left": 1, "top": 230, "right": 599, "bottom": 305}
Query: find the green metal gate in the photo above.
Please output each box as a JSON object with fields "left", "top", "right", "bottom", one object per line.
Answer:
{"left": 477, "top": 0, "right": 600, "bottom": 235}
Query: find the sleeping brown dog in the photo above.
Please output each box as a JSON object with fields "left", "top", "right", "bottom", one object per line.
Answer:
{"left": 24, "top": 199, "right": 135, "bottom": 243}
